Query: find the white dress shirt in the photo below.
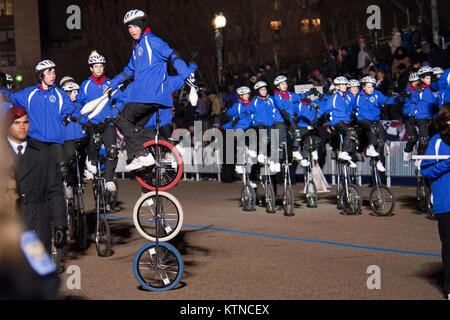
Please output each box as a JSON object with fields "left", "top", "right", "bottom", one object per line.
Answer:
{"left": 7, "top": 137, "right": 27, "bottom": 155}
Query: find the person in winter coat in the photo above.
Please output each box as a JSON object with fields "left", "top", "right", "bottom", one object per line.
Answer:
{"left": 403, "top": 73, "right": 421, "bottom": 162}
{"left": 438, "top": 68, "right": 450, "bottom": 107}
{"left": 5, "top": 106, "right": 67, "bottom": 254}
{"left": 108, "top": 10, "right": 196, "bottom": 172}
{"left": 421, "top": 103, "right": 450, "bottom": 300}
{"left": 389, "top": 28, "right": 402, "bottom": 55}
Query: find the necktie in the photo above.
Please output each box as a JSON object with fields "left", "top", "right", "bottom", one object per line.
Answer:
{"left": 17, "top": 145, "right": 23, "bottom": 157}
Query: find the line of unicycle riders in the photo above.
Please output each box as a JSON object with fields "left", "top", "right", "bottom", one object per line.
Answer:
{"left": 220, "top": 65, "right": 449, "bottom": 219}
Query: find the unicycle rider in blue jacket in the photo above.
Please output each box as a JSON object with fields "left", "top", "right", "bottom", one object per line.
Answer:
{"left": 108, "top": 10, "right": 197, "bottom": 172}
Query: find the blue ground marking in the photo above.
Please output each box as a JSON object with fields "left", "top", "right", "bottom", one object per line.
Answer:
{"left": 107, "top": 215, "right": 442, "bottom": 258}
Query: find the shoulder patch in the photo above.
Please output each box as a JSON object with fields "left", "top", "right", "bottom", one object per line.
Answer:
{"left": 20, "top": 231, "right": 56, "bottom": 276}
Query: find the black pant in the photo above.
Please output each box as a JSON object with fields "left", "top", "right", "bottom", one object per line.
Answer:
{"left": 86, "top": 124, "right": 118, "bottom": 183}
{"left": 404, "top": 117, "right": 418, "bottom": 153}
{"left": 438, "top": 213, "right": 450, "bottom": 295}
{"left": 331, "top": 122, "right": 356, "bottom": 154}
{"left": 113, "top": 102, "right": 165, "bottom": 159}
{"left": 358, "top": 120, "right": 386, "bottom": 158}
{"left": 298, "top": 127, "right": 322, "bottom": 159}
{"left": 404, "top": 118, "right": 431, "bottom": 155}
{"left": 63, "top": 137, "right": 89, "bottom": 186}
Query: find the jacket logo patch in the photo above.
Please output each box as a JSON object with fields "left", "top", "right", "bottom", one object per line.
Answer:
{"left": 49, "top": 95, "right": 57, "bottom": 103}
{"left": 138, "top": 47, "right": 144, "bottom": 56}
{"left": 370, "top": 97, "right": 376, "bottom": 103}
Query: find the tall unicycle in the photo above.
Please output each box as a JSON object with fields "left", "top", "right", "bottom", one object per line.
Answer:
{"left": 133, "top": 106, "right": 184, "bottom": 291}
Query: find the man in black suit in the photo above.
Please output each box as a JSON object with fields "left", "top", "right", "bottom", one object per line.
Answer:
{"left": 5, "top": 106, "right": 67, "bottom": 253}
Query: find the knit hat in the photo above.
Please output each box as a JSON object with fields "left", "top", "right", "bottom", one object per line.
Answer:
{"left": 127, "top": 18, "right": 147, "bottom": 32}
{"left": 4, "top": 106, "right": 27, "bottom": 129}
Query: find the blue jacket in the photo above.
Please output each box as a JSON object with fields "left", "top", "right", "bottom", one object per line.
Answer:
{"left": 403, "top": 86, "right": 419, "bottom": 117}
{"left": 421, "top": 134, "right": 450, "bottom": 215}
{"left": 293, "top": 102, "right": 317, "bottom": 127}
{"left": 223, "top": 100, "right": 256, "bottom": 130}
{"left": 77, "top": 76, "right": 113, "bottom": 125}
{"left": 326, "top": 92, "right": 354, "bottom": 125}
{"left": 439, "top": 69, "right": 450, "bottom": 107}
{"left": 109, "top": 29, "right": 191, "bottom": 107}
{"left": 64, "top": 100, "right": 86, "bottom": 141}
{"left": 8, "top": 84, "right": 78, "bottom": 144}
{"left": 251, "top": 96, "right": 275, "bottom": 127}
{"left": 145, "top": 63, "right": 197, "bottom": 130}
{"left": 355, "top": 89, "right": 396, "bottom": 121}
{"left": 273, "top": 91, "right": 306, "bottom": 122}
{"left": 414, "top": 86, "right": 439, "bottom": 119}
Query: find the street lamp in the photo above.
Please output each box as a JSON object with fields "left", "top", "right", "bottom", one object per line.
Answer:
{"left": 213, "top": 12, "right": 226, "bottom": 92}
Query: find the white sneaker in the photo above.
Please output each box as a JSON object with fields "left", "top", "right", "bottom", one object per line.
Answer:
{"left": 64, "top": 186, "right": 73, "bottom": 200}
{"left": 338, "top": 152, "right": 352, "bottom": 162}
{"left": 84, "top": 169, "right": 94, "bottom": 181}
{"left": 106, "top": 182, "right": 117, "bottom": 192}
{"left": 269, "top": 162, "right": 281, "bottom": 173}
{"left": 293, "top": 151, "right": 303, "bottom": 161}
{"left": 376, "top": 161, "right": 386, "bottom": 173}
{"left": 249, "top": 181, "right": 258, "bottom": 189}
{"left": 86, "top": 158, "right": 97, "bottom": 175}
{"left": 312, "top": 150, "right": 319, "bottom": 161}
{"left": 125, "top": 153, "right": 156, "bottom": 171}
{"left": 300, "top": 159, "right": 310, "bottom": 168}
{"left": 258, "top": 154, "right": 266, "bottom": 164}
{"left": 247, "top": 149, "right": 257, "bottom": 159}
{"left": 366, "top": 145, "right": 380, "bottom": 158}
{"left": 235, "top": 166, "right": 244, "bottom": 174}
{"left": 415, "top": 160, "right": 422, "bottom": 170}
{"left": 403, "top": 152, "right": 412, "bottom": 162}
{"left": 349, "top": 160, "right": 358, "bottom": 169}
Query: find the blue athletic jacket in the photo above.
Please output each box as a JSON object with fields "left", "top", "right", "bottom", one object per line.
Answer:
{"left": 355, "top": 89, "right": 396, "bottom": 121}
{"left": 414, "top": 86, "right": 439, "bottom": 119}
{"left": 273, "top": 90, "right": 306, "bottom": 122}
{"left": 326, "top": 92, "right": 354, "bottom": 126}
{"left": 64, "top": 99, "right": 86, "bottom": 141}
{"left": 223, "top": 100, "right": 256, "bottom": 130}
{"left": 438, "top": 69, "right": 450, "bottom": 107}
{"left": 403, "top": 85, "right": 419, "bottom": 118}
{"left": 421, "top": 134, "right": 450, "bottom": 215}
{"left": 251, "top": 96, "right": 275, "bottom": 127}
{"left": 293, "top": 102, "right": 317, "bottom": 127}
{"left": 109, "top": 28, "right": 191, "bottom": 107}
{"left": 8, "top": 84, "right": 78, "bottom": 144}
{"left": 77, "top": 75, "right": 113, "bottom": 125}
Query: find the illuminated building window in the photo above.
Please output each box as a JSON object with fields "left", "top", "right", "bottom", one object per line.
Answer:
{"left": 0, "top": 0, "right": 13, "bottom": 16}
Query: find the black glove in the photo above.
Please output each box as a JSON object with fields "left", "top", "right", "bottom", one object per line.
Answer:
{"left": 120, "top": 78, "right": 134, "bottom": 91}
{"left": 351, "top": 113, "right": 357, "bottom": 123}
{"left": 280, "top": 109, "right": 291, "bottom": 122}
{"left": 303, "top": 98, "right": 312, "bottom": 104}
{"left": 103, "top": 87, "right": 113, "bottom": 99}
{"left": 309, "top": 88, "right": 320, "bottom": 96}
{"left": 232, "top": 117, "right": 240, "bottom": 129}
{"left": 82, "top": 121, "right": 95, "bottom": 134}
{"left": 54, "top": 226, "right": 67, "bottom": 249}
{"left": 311, "top": 102, "right": 320, "bottom": 110}
{"left": 63, "top": 116, "right": 73, "bottom": 127}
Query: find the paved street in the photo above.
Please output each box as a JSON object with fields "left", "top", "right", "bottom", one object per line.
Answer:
{"left": 58, "top": 179, "right": 445, "bottom": 300}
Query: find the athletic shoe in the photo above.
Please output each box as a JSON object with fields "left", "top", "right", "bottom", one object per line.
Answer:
{"left": 106, "top": 182, "right": 117, "bottom": 193}
{"left": 258, "top": 154, "right": 266, "bottom": 164}
{"left": 338, "top": 151, "right": 352, "bottom": 162}
{"left": 84, "top": 169, "right": 94, "bottom": 181}
{"left": 311, "top": 150, "right": 319, "bottom": 161}
{"left": 293, "top": 151, "right": 303, "bottom": 161}
{"left": 376, "top": 161, "right": 386, "bottom": 173}
{"left": 269, "top": 162, "right": 281, "bottom": 173}
{"left": 125, "top": 153, "right": 156, "bottom": 171}
{"left": 349, "top": 160, "right": 358, "bottom": 169}
{"left": 247, "top": 149, "right": 257, "bottom": 159}
{"left": 235, "top": 166, "right": 244, "bottom": 174}
{"left": 366, "top": 145, "right": 380, "bottom": 158}
{"left": 86, "top": 158, "right": 97, "bottom": 175}
{"left": 249, "top": 181, "right": 258, "bottom": 189}
{"left": 300, "top": 159, "right": 310, "bottom": 168}
{"left": 403, "top": 152, "right": 412, "bottom": 162}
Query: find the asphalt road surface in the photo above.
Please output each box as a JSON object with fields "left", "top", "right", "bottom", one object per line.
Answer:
{"left": 58, "top": 179, "right": 445, "bottom": 300}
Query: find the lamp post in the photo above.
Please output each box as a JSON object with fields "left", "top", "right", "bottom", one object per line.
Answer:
{"left": 213, "top": 12, "right": 226, "bottom": 93}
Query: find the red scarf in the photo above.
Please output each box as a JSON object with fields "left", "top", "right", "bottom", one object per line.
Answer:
{"left": 240, "top": 98, "right": 250, "bottom": 106}
{"left": 409, "top": 85, "right": 415, "bottom": 92}
{"left": 422, "top": 84, "right": 431, "bottom": 89}
{"left": 274, "top": 90, "right": 290, "bottom": 100}
{"left": 91, "top": 74, "right": 106, "bottom": 86}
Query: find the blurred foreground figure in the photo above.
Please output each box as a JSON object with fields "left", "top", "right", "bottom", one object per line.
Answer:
{"left": 0, "top": 109, "right": 60, "bottom": 300}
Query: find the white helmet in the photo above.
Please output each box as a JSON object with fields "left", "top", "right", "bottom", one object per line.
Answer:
{"left": 5, "top": 73, "right": 13, "bottom": 83}
{"left": 418, "top": 66, "right": 434, "bottom": 78}
{"left": 274, "top": 75, "right": 288, "bottom": 86}
{"left": 88, "top": 54, "right": 106, "bottom": 65}
{"left": 254, "top": 81, "right": 268, "bottom": 90}
{"left": 62, "top": 82, "right": 80, "bottom": 92}
{"left": 236, "top": 86, "right": 251, "bottom": 96}
{"left": 348, "top": 79, "right": 361, "bottom": 88}
{"left": 334, "top": 76, "right": 349, "bottom": 85}
{"left": 433, "top": 67, "right": 444, "bottom": 75}
{"left": 409, "top": 73, "right": 419, "bottom": 82}
{"left": 361, "top": 76, "right": 376, "bottom": 85}
{"left": 123, "top": 9, "right": 146, "bottom": 25}
{"left": 60, "top": 76, "right": 75, "bottom": 87}
{"left": 36, "top": 60, "right": 56, "bottom": 73}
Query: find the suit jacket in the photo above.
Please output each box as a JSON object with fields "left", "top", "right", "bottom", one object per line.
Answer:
{"left": 8, "top": 137, "right": 67, "bottom": 250}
